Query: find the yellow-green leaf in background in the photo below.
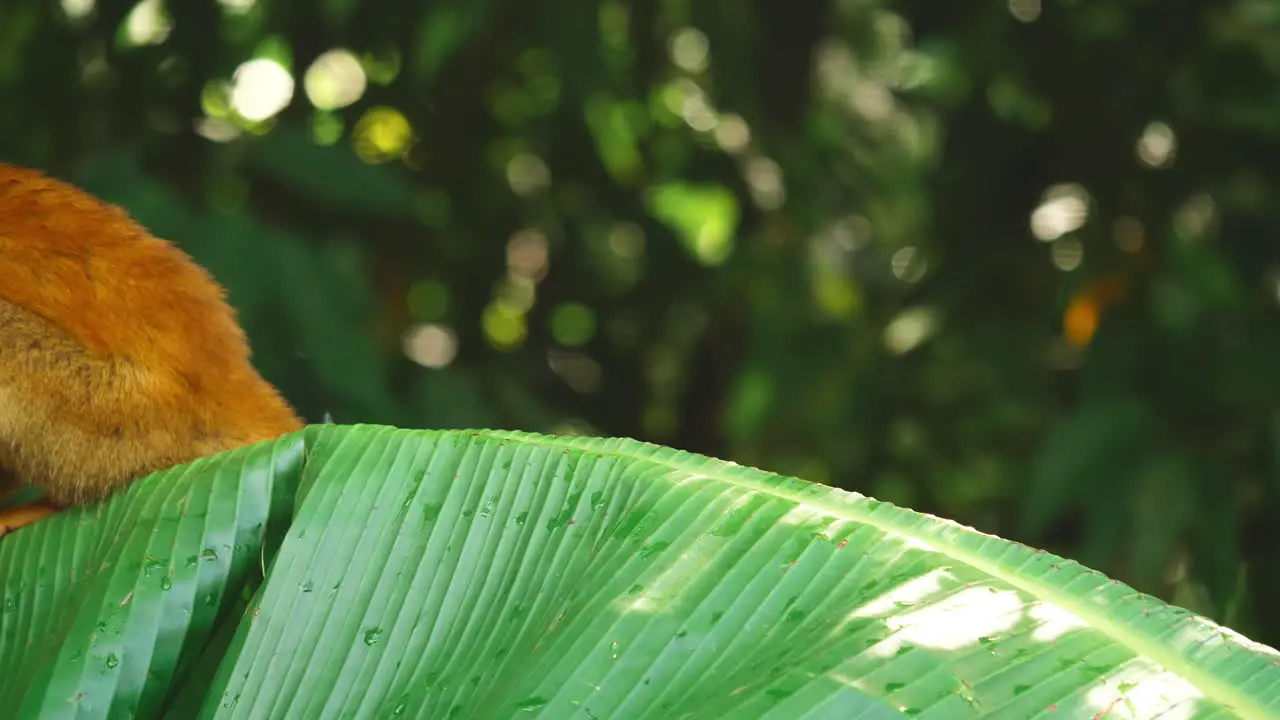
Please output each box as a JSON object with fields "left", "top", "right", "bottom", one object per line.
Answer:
{"left": 647, "top": 182, "right": 740, "bottom": 267}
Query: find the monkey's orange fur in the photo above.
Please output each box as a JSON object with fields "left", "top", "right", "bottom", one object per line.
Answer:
{"left": 0, "top": 164, "right": 302, "bottom": 534}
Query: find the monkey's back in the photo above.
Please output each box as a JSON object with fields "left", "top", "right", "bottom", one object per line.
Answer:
{"left": 0, "top": 164, "right": 301, "bottom": 503}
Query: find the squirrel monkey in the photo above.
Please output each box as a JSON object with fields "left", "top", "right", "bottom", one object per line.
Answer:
{"left": 0, "top": 164, "right": 303, "bottom": 537}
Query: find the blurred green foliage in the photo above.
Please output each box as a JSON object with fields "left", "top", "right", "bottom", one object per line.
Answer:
{"left": 3, "top": 0, "right": 1280, "bottom": 646}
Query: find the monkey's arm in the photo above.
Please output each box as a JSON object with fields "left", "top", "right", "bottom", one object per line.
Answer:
{"left": 0, "top": 467, "right": 60, "bottom": 537}
{"left": 0, "top": 502, "right": 61, "bottom": 538}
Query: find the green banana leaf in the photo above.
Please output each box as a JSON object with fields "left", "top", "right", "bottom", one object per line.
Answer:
{"left": 1, "top": 425, "right": 1277, "bottom": 719}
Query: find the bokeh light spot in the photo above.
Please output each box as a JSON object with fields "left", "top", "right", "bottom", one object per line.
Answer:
{"left": 483, "top": 302, "right": 528, "bottom": 351}
{"left": 669, "top": 27, "right": 710, "bottom": 73}
{"left": 1008, "top": 0, "right": 1042, "bottom": 23}
{"left": 1174, "top": 193, "right": 1215, "bottom": 240}
{"left": 63, "top": 0, "right": 95, "bottom": 21}
{"left": 311, "top": 111, "right": 344, "bottom": 145}
{"left": 507, "top": 229, "right": 550, "bottom": 281}
{"left": 407, "top": 280, "right": 450, "bottom": 322}
{"left": 714, "top": 114, "right": 751, "bottom": 154}
{"left": 201, "top": 80, "right": 233, "bottom": 118}
{"left": 231, "top": 58, "right": 295, "bottom": 122}
{"left": 891, "top": 246, "right": 928, "bottom": 283}
{"left": 668, "top": 79, "right": 718, "bottom": 131}
{"left": 608, "top": 223, "right": 646, "bottom": 260}
{"left": 1030, "top": 183, "right": 1089, "bottom": 241}
{"left": 353, "top": 106, "right": 414, "bottom": 163}
{"left": 745, "top": 156, "right": 786, "bottom": 210}
{"left": 1051, "top": 237, "right": 1084, "bottom": 271}
{"left": 551, "top": 303, "right": 597, "bottom": 347}
{"left": 1064, "top": 295, "right": 1100, "bottom": 347}
{"left": 124, "top": 0, "right": 172, "bottom": 46}
{"left": 362, "top": 45, "right": 403, "bottom": 85}
{"left": 497, "top": 276, "right": 538, "bottom": 314}
{"left": 813, "top": 274, "right": 862, "bottom": 320}
{"left": 884, "top": 307, "right": 938, "bottom": 355}
{"left": 402, "top": 323, "right": 458, "bottom": 369}
{"left": 304, "top": 49, "right": 367, "bottom": 110}
{"left": 507, "top": 153, "right": 552, "bottom": 196}
{"left": 1136, "top": 121, "right": 1177, "bottom": 169}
